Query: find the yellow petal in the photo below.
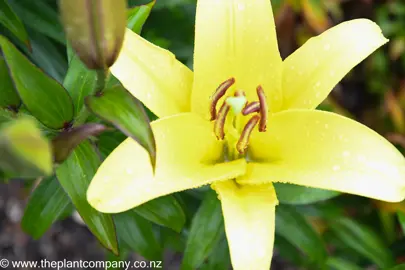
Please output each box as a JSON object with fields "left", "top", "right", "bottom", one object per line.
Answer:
{"left": 110, "top": 29, "right": 193, "bottom": 118}
{"left": 281, "top": 19, "right": 388, "bottom": 110}
{"left": 213, "top": 180, "right": 278, "bottom": 270}
{"left": 191, "top": 0, "right": 282, "bottom": 118}
{"left": 238, "top": 110, "right": 405, "bottom": 202}
{"left": 87, "top": 113, "right": 246, "bottom": 213}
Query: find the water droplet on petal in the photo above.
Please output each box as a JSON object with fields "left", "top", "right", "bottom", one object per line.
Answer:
{"left": 237, "top": 3, "right": 245, "bottom": 10}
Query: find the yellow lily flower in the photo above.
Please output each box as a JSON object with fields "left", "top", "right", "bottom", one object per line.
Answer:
{"left": 87, "top": 0, "right": 405, "bottom": 269}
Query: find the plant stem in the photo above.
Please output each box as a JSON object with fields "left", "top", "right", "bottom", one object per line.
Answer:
{"left": 74, "top": 68, "right": 109, "bottom": 126}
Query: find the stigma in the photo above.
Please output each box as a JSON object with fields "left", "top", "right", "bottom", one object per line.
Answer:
{"left": 210, "top": 78, "right": 269, "bottom": 154}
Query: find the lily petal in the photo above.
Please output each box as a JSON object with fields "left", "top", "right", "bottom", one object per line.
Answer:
{"left": 213, "top": 180, "right": 278, "bottom": 270}
{"left": 281, "top": 19, "right": 388, "bottom": 110}
{"left": 87, "top": 113, "right": 246, "bottom": 213}
{"left": 110, "top": 29, "right": 193, "bottom": 118}
{"left": 192, "top": 0, "right": 282, "bottom": 118}
{"left": 238, "top": 110, "right": 405, "bottom": 202}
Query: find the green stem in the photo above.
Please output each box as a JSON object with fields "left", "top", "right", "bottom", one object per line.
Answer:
{"left": 95, "top": 68, "right": 110, "bottom": 93}
{"left": 74, "top": 68, "right": 109, "bottom": 126}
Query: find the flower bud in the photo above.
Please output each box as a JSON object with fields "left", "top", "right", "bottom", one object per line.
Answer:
{"left": 60, "top": 0, "right": 127, "bottom": 69}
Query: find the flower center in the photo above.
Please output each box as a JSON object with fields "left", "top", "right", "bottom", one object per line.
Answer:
{"left": 210, "top": 78, "right": 268, "bottom": 157}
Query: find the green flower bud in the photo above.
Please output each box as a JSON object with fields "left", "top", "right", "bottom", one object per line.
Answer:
{"left": 60, "top": 0, "right": 127, "bottom": 69}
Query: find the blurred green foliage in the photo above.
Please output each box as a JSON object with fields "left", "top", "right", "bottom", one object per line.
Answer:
{"left": 0, "top": 0, "right": 405, "bottom": 269}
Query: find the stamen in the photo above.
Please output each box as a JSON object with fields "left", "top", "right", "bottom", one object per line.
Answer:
{"left": 214, "top": 102, "right": 231, "bottom": 140}
{"left": 242, "top": 101, "right": 260, "bottom": 115}
{"left": 234, "top": 90, "right": 245, "bottom": 97}
{"left": 257, "top": 86, "right": 268, "bottom": 132}
{"left": 236, "top": 115, "right": 260, "bottom": 154}
{"left": 210, "top": 78, "right": 235, "bottom": 121}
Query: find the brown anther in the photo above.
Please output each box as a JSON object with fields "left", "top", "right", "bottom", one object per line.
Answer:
{"left": 242, "top": 101, "right": 260, "bottom": 115}
{"left": 236, "top": 115, "right": 260, "bottom": 154}
{"left": 210, "top": 78, "right": 235, "bottom": 121}
{"left": 257, "top": 86, "right": 268, "bottom": 132}
{"left": 234, "top": 90, "right": 246, "bottom": 97}
{"left": 214, "top": 102, "right": 231, "bottom": 140}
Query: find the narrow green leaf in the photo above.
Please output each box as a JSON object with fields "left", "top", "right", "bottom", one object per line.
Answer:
{"left": 0, "top": 36, "right": 74, "bottom": 129}
{"left": 105, "top": 250, "right": 129, "bottom": 270}
{"left": 97, "top": 130, "right": 126, "bottom": 159}
{"left": 387, "top": 264, "right": 405, "bottom": 270}
{"left": 114, "top": 210, "right": 162, "bottom": 261}
{"left": 162, "top": 228, "right": 186, "bottom": 253}
{"left": 86, "top": 85, "right": 155, "bottom": 167}
{"left": 0, "top": 0, "right": 29, "bottom": 48}
{"left": 274, "top": 182, "right": 340, "bottom": 204}
{"left": 0, "top": 108, "right": 16, "bottom": 124}
{"left": 275, "top": 205, "right": 327, "bottom": 264}
{"left": 55, "top": 141, "right": 118, "bottom": 254}
{"left": 28, "top": 30, "right": 67, "bottom": 83}
{"left": 52, "top": 123, "right": 107, "bottom": 163}
{"left": 127, "top": 0, "right": 156, "bottom": 34}
{"left": 22, "top": 176, "right": 72, "bottom": 239}
{"left": 133, "top": 195, "right": 186, "bottom": 232}
{"left": 63, "top": 55, "right": 97, "bottom": 116}
{"left": 0, "top": 117, "right": 52, "bottom": 178}
{"left": 0, "top": 56, "right": 20, "bottom": 109}
{"left": 329, "top": 218, "right": 395, "bottom": 268}
{"left": 398, "top": 212, "right": 405, "bottom": 235}
{"left": 181, "top": 191, "right": 224, "bottom": 270}
{"left": 8, "top": 0, "right": 65, "bottom": 44}
{"left": 200, "top": 238, "right": 231, "bottom": 270}
{"left": 326, "top": 257, "right": 364, "bottom": 270}
{"left": 274, "top": 236, "right": 307, "bottom": 266}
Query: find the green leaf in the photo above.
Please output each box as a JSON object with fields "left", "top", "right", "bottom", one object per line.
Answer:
{"left": 105, "top": 250, "right": 129, "bottom": 270}
{"left": 329, "top": 217, "right": 395, "bottom": 268}
{"left": 0, "top": 56, "right": 20, "bottom": 109}
{"left": 387, "top": 264, "right": 405, "bottom": 270}
{"left": 275, "top": 205, "right": 327, "bottom": 264}
{"left": 0, "top": 36, "right": 74, "bottom": 129}
{"left": 63, "top": 55, "right": 97, "bottom": 117}
{"left": 21, "top": 176, "right": 72, "bottom": 239}
{"left": 86, "top": 85, "right": 156, "bottom": 167}
{"left": 162, "top": 228, "right": 186, "bottom": 253}
{"left": 52, "top": 123, "right": 107, "bottom": 163}
{"left": 0, "top": 0, "right": 29, "bottom": 48}
{"left": 181, "top": 191, "right": 224, "bottom": 270}
{"left": 55, "top": 141, "right": 118, "bottom": 254}
{"left": 0, "top": 117, "right": 52, "bottom": 178}
{"left": 114, "top": 210, "right": 162, "bottom": 261}
{"left": 0, "top": 108, "right": 16, "bottom": 124}
{"left": 398, "top": 212, "right": 405, "bottom": 235}
{"left": 326, "top": 257, "right": 364, "bottom": 270}
{"left": 97, "top": 130, "right": 126, "bottom": 159}
{"left": 28, "top": 30, "right": 67, "bottom": 83}
{"left": 200, "top": 238, "right": 231, "bottom": 270}
{"left": 274, "top": 183, "right": 340, "bottom": 204}
{"left": 274, "top": 236, "right": 307, "bottom": 266}
{"left": 8, "top": 0, "right": 65, "bottom": 44}
{"left": 127, "top": 0, "right": 156, "bottom": 34}
{"left": 133, "top": 195, "right": 186, "bottom": 232}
